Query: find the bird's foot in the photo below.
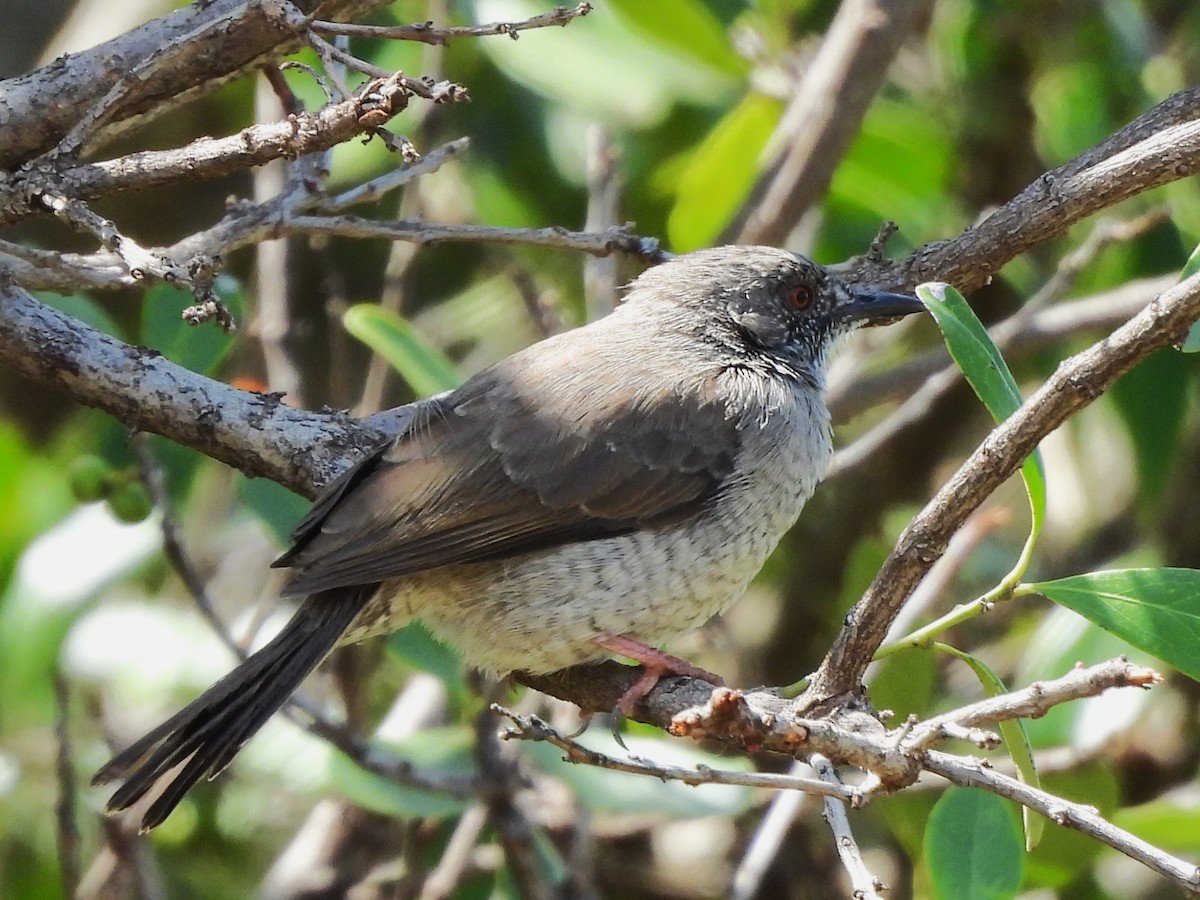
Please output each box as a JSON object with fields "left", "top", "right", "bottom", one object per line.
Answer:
{"left": 593, "top": 634, "right": 725, "bottom": 717}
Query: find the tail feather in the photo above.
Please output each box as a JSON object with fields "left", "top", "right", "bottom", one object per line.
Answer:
{"left": 93, "top": 588, "right": 371, "bottom": 830}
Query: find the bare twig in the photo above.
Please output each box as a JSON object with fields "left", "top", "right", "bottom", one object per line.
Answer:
{"left": 312, "top": 3, "right": 592, "bottom": 44}
{"left": 813, "top": 754, "right": 885, "bottom": 900}
{"left": 0, "top": 0, "right": 392, "bottom": 169}
{"left": 53, "top": 668, "right": 81, "bottom": 900}
{"left": 419, "top": 803, "right": 490, "bottom": 900}
{"left": 1, "top": 73, "right": 418, "bottom": 227}
{"left": 285, "top": 215, "right": 664, "bottom": 258}
{"left": 583, "top": 124, "right": 621, "bottom": 320}
{"left": 496, "top": 707, "right": 858, "bottom": 802}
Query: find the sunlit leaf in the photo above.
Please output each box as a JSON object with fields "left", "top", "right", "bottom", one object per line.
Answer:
{"left": 925, "top": 788, "right": 1024, "bottom": 900}
{"left": 934, "top": 643, "right": 1043, "bottom": 850}
{"left": 667, "top": 92, "right": 782, "bottom": 251}
{"left": 343, "top": 304, "right": 462, "bottom": 396}
{"left": 1025, "top": 568, "right": 1200, "bottom": 681}
{"left": 918, "top": 283, "right": 1046, "bottom": 564}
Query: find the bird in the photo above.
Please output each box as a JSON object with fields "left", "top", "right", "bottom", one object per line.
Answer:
{"left": 92, "top": 244, "right": 924, "bottom": 830}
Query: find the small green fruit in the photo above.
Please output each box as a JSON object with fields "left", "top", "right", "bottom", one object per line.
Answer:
{"left": 107, "top": 481, "right": 153, "bottom": 523}
{"left": 69, "top": 455, "right": 111, "bottom": 502}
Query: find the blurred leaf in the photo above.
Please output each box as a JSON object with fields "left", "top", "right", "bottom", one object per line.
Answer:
{"left": 925, "top": 788, "right": 1024, "bottom": 900}
{"left": 324, "top": 726, "right": 475, "bottom": 820}
{"left": 521, "top": 730, "right": 754, "bottom": 818}
{"left": 1114, "top": 796, "right": 1200, "bottom": 854}
{"left": 141, "top": 279, "right": 244, "bottom": 375}
{"left": 1026, "top": 568, "right": 1200, "bottom": 680}
{"left": 1107, "top": 349, "right": 1189, "bottom": 504}
{"left": 1030, "top": 60, "right": 1117, "bottom": 163}
{"left": 934, "top": 643, "right": 1043, "bottom": 850}
{"left": 476, "top": 0, "right": 736, "bottom": 127}
{"left": 608, "top": 0, "right": 747, "bottom": 77}
{"left": 38, "top": 292, "right": 123, "bottom": 338}
{"left": 667, "top": 92, "right": 782, "bottom": 251}
{"left": 387, "top": 622, "right": 466, "bottom": 695}
{"left": 918, "top": 283, "right": 1046, "bottom": 564}
{"left": 343, "top": 304, "right": 462, "bottom": 395}
{"left": 237, "top": 474, "right": 309, "bottom": 546}
{"left": 1179, "top": 241, "right": 1200, "bottom": 351}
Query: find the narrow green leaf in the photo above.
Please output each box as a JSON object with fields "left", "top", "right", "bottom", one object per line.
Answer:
{"left": 343, "top": 304, "right": 462, "bottom": 396}
{"left": 1026, "top": 568, "right": 1200, "bottom": 681}
{"left": 925, "top": 788, "right": 1024, "bottom": 900}
{"left": 1178, "top": 241, "right": 1200, "bottom": 352}
{"left": 388, "top": 622, "right": 467, "bottom": 696}
{"left": 917, "top": 283, "right": 1046, "bottom": 566}
{"left": 934, "top": 643, "right": 1044, "bottom": 850}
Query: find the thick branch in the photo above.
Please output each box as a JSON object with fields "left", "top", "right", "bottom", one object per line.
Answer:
{"left": 0, "top": 277, "right": 385, "bottom": 496}
{"left": 846, "top": 88, "right": 1200, "bottom": 294}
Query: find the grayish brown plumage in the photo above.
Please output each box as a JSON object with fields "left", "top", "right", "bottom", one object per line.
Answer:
{"left": 93, "top": 245, "right": 923, "bottom": 829}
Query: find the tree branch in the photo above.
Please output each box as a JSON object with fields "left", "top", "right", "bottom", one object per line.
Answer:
{"left": 805, "top": 269, "right": 1200, "bottom": 705}
{"left": 0, "top": 0, "right": 391, "bottom": 169}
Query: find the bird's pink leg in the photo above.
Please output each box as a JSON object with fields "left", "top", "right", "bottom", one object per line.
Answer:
{"left": 594, "top": 634, "right": 725, "bottom": 716}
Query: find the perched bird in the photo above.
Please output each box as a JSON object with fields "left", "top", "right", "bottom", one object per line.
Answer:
{"left": 93, "top": 245, "right": 923, "bottom": 829}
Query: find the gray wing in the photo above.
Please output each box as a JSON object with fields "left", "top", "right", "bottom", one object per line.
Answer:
{"left": 275, "top": 340, "right": 740, "bottom": 596}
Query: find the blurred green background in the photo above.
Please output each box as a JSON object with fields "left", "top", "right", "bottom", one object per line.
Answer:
{"left": 3, "top": 0, "right": 1200, "bottom": 897}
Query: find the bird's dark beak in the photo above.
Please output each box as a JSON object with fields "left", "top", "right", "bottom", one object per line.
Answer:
{"left": 836, "top": 287, "right": 925, "bottom": 326}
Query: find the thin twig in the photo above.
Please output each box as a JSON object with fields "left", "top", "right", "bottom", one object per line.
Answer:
{"left": 54, "top": 667, "right": 81, "bottom": 900}
{"left": 313, "top": 4, "right": 592, "bottom": 44}
{"left": 496, "top": 707, "right": 859, "bottom": 801}
{"left": 813, "top": 754, "right": 886, "bottom": 900}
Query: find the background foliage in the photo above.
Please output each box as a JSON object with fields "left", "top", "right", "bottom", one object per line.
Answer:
{"left": 2, "top": 0, "right": 1200, "bottom": 897}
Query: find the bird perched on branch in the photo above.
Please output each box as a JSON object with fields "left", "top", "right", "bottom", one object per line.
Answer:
{"left": 94, "top": 244, "right": 923, "bottom": 829}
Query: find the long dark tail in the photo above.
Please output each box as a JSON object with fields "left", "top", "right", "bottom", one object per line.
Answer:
{"left": 92, "top": 588, "right": 371, "bottom": 831}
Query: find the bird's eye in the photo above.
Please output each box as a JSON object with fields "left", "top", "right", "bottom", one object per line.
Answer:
{"left": 787, "top": 283, "right": 814, "bottom": 311}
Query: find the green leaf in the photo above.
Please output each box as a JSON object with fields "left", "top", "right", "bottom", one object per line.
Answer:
{"left": 38, "top": 292, "right": 124, "bottom": 339}
{"left": 925, "top": 788, "right": 1024, "bottom": 900}
{"left": 917, "top": 283, "right": 1046, "bottom": 572}
{"left": 141, "top": 279, "right": 244, "bottom": 375}
{"left": 343, "top": 304, "right": 462, "bottom": 396}
{"left": 667, "top": 92, "right": 782, "bottom": 251}
{"left": 608, "top": 0, "right": 747, "bottom": 78}
{"left": 1114, "top": 797, "right": 1200, "bottom": 854}
{"left": 387, "top": 622, "right": 466, "bottom": 695}
{"left": 324, "top": 726, "right": 475, "bottom": 820}
{"left": 1178, "top": 241, "right": 1200, "bottom": 352}
{"left": 1025, "top": 568, "right": 1200, "bottom": 680}
{"left": 934, "top": 644, "right": 1044, "bottom": 850}
{"left": 237, "top": 474, "right": 309, "bottom": 545}
{"left": 521, "top": 730, "right": 754, "bottom": 818}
